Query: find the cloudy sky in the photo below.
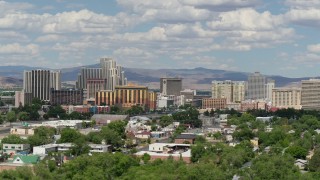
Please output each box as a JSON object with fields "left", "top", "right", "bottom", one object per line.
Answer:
{"left": 0, "top": 0, "right": 320, "bottom": 77}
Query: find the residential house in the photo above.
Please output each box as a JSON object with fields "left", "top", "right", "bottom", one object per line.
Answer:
{"left": 174, "top": 133, "right": 197, "bottom": 144}
{"left": 12, "top": 155, "right": 40, "bottom": 165}
{"left": 135, "top": 131, "right": 151, "bottom": 139}
{"left": 3, "top": 144, "right": 30, "bottom": 155}
{"left": 151, "top": 131, "right": 166, "bottom": 138}
{"left": 295, "top": 159, "right": 308, "bottom": 170}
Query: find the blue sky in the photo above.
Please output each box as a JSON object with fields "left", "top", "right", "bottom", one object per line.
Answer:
{"left": 0, "top": 0, "right": 320, "bottom": 77}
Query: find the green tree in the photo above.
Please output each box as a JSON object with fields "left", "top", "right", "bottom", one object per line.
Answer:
{"left": 17, "top": 111, "right": 29, "bottom": 121}
{"left": 2, "top": 134, "right": 27, "bottom": 144}
{"left": 101, "top": 126, "right": 124, "bottom": 148}
{"left": 110, "top": 106, "right": 121, "bottom": 114}
{"left": 142, "top": 153, "right": 151, "bottom": 164}
{"left": 86, "top": 132, "right": 103, "bottom": 144}
{"left": 47, "top": 105, "right": 67, "bottom": 119}
{"left": 6, "top": 111, "right": 16, "bottom": 123}
{"left": 309, "top": 148, "right": 320, "bottom": 172}
{"left": 28, "top": 126, "right": 56, "bottom": 147}
{"left": 242, "top": 154, "right": 301, "bottom": 179}
{"left": 209, "top": 108, "right": 215, "bottom": 117}
{"left": 233, "top": 127, "right": 254, "bottom": 141}
{"left": 203, "top": 110, "right": 209, "bottom": 116}
{"left": 69, "top": 111, "right": 82, "bottom": 120}
{"left": 90, "top": 119, "right": 96, "bottom": 127}
{"left": 191, "top": 144, "right": 206, "bottom": 163}
{"left": 285, "top": 145, "right": 308, "bottom": 159}
{"left": 212, "top": 132, "right": 222, "bottom": 140}
{"left": 159, "top": 115, "right": 174, "bottom": 127}
{"left": 126, "top": 105, "right": 144, "bottom": 116}
{"left": 70, "top": 136, "right": 90, "bottom": 156}
{"left": 107, "top": 120, "right": 127, "bottom": 139}
{"left": 58, "top": 128, "right": 82, "bottom": 143}
{"left": 0, "top": 115, "right": 4, "bottom": 124}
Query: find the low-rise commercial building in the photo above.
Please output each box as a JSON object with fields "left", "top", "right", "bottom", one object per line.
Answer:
{"left": 33, "top": 143, "right": 112, "bottom": 155}
{"left": 135, "top": 143, "right": 191, "bottom": 163}
{"left": 272, "top": 88, "right": 301, "bottom": 109}
{"left": 202, "top": 98, "right": 227, "bottom": 110}
{"left": 10, "top": 127, "right": 34, "bottom": 136}
{"left": 50, "top": 88, "right": 83, "bottom": 105}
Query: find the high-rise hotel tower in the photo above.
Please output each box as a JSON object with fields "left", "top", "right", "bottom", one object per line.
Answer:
{"left": 23, "top": 70, "right": 61, "bottom": 101}
{"left": 76, "top": 58, "right": 127, "bottom": 95}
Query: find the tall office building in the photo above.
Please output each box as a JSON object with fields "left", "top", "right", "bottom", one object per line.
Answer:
{"left": 76, "top": 58, "right": 127, "bottom": 91}
{"left": 100, "top": 58, "right": 127, "bottom": 90}
{"left": 211, "top": 80, "right": 245, "bottom": 103}
{"left": 246, "top": 72, "right": 274, "bottom": 100}
{"left": 301, "top": 79, "right": 320, "bottom": 110}
{"left": 23, "top": 70, "right": 61, "bottom": 101}
{"left": 76, "top": 68, "right": 102, "bottom": 89}
{"left": 160, "top": 78, "right": 182, "bottom": 96}
{"left": 272, "top": 88, "right": 301, "bottom": 109}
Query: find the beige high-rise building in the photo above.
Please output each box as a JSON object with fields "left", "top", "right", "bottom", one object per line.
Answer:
{"left": 233, "top": 81, "right": 246, "bottom": 102}
{"left": 212, "top": 80, "right": 245, "bottom": 103}
{"left": 272, "top": 88, "right": 301, "bottom": 109}
{"left": 301, "top": 79, "right": 320, "bottom": 110}
{"left": 265, "top": 79, "right": 275, "bottom": 101}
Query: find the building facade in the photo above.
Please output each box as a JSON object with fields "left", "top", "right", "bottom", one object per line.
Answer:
{"left": 265, "top": 79, "right": 275, "bottom": 101}
{"left": 301, "top": 79, "right": 320, "bottom": 110}
{"left": 76, "top": 68, "right": 102, "bottom": 89}
{"left": 50, "top": 88, "right": 83, "bottom": 105}
{"left": 96, "top": 85, "right": 156, "bottom": 110}
{"left": 14, "top": 91, "right": 32, "bottom": 107}
{"left": 247, "top": 72, "right": 267, "bottom": 100}
{"left": 76, "top": 58, "right": 127, "bottom": 97}
{"left": 272, "top": 88, "right": 301, "bottom": 109}
{"left": 202, "top": 98, "right": 227, "bottom": 109}
{"left": 86, "top": 79, "right": 106, "bottom": 99}
{"left": 160, "top": 78, "right": 182, "bottom": 96}
{"left": 23, "top": 70, "right": 61, "bottom": 101}
{"left": 212, "top": 80, "right": 245, "bottom": 103}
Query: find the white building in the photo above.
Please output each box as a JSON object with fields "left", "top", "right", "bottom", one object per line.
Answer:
{"left": 136, "top": 143, "right": 191, "bottom": 163}
{"left": 33, "top": 143, "right": 111, "bottom": 155}
{"left": 33, "top": 144, "right": 58, "bottom": 155}
{"left": 3, "top": 144, "right": 30, "bottom": 155}
{"left": 31, "top": 120, "right": 90, "bottom": 129}
{"left": 89, "top": 144, "right": 112, "bottom": 153}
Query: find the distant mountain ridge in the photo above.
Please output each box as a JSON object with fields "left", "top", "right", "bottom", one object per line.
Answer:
{"left": 0, "top": 65, "right": 315, "bottom": 90}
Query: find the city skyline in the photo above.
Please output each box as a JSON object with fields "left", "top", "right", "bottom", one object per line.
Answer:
{"left": 0, "top": 0, "right": 320, "bottom": 77}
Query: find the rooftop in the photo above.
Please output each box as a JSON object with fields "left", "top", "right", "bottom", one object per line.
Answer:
{"left": 175, "top": 133, "right": 197, "bottom": 139}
